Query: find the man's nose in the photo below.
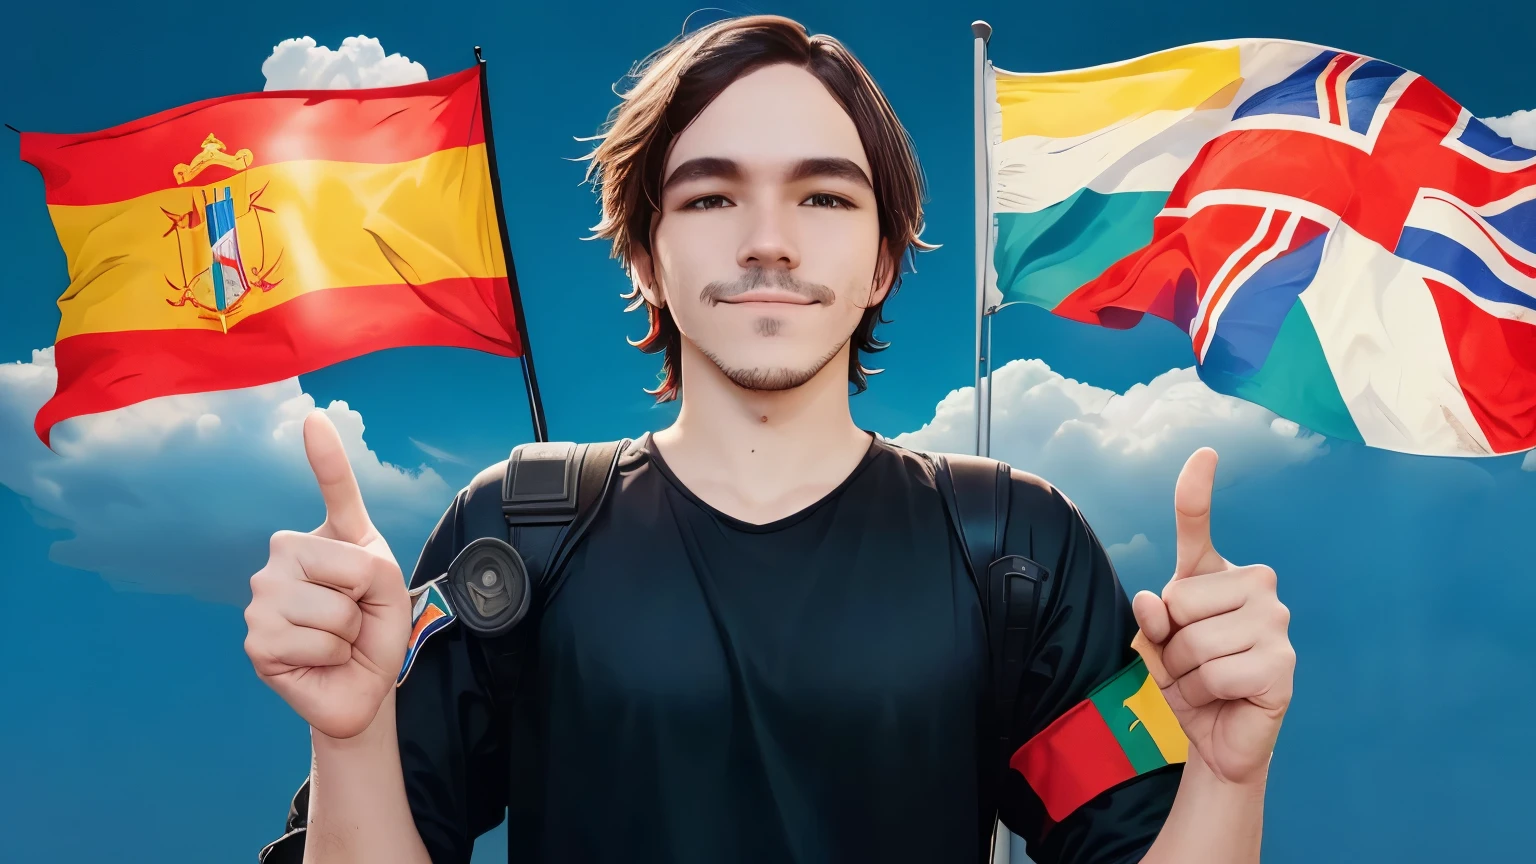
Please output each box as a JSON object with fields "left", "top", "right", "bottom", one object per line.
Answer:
{"left": 736, "top": 202, "right": 800, "bottom": 271}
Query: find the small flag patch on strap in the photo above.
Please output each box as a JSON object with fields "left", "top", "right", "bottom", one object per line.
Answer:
{"left": 1009, "top": 656, "right": 1188, "bottom": 822}
{"left": 396, "top": 577, "right": 456, "bottom": 688}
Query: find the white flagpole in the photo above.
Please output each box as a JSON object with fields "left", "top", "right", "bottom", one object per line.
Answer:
{"left": 983, "top": 312, "right": 996, "bottom": 459}
{"left": 977, "top": 30, "right": 1036, "bottom": 861}
{"left": 973, "top": 20, "right": 994, "bottom": 460}
{"left": 976, "top": 25, "right": 1018, "bottom": 864}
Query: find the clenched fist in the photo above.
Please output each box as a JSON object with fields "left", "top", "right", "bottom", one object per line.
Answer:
{"left": 244, "top": 409, "right": 412, "bottom": 739}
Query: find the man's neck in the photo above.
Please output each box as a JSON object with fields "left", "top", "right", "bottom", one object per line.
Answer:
{"left": 649, "top": 344, "right": 874, "bottom": 526}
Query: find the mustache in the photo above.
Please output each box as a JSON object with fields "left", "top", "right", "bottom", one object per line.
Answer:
{"left": 699, "top": 268, "right": 835, "bottom": 306}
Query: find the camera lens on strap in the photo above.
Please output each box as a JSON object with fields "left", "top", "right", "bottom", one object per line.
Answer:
{"left": 442, "top": 537, "right": 532, "bottom": 638}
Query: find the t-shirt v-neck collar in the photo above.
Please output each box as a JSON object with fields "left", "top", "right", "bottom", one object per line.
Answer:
{"left": 635, "top": 430, "right": 885, "bottom": 534}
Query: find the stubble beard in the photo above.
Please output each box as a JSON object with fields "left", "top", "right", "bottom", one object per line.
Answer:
{"left": 699, "top": 337, "right": 849, "bottom": 392}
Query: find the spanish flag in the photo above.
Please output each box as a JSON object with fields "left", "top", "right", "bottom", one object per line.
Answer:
{"left": 19, "top": 66, "right": 523, "bottom": 447}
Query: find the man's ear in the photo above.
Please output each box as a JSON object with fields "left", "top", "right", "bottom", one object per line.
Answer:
{"left": 630, "top": 243, "right": 665, "bottom": 309}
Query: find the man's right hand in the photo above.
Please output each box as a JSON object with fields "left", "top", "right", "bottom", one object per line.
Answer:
{"left": 245, "top": 409, "right": 412, "bottom": 740}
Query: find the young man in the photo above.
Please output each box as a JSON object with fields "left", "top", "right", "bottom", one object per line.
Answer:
{"left": 247, "top": 15, "right": 1295, "bottom": 864}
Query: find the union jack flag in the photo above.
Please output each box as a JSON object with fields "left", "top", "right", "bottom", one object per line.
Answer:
{"left": 999, "top": 41, "right": 1535, "bottom": 457}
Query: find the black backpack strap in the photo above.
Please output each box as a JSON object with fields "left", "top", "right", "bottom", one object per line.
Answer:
{"left": 929, "top": 453, "right": 1051, "bottom": 779}
{"left": 932, "top": 453, "right": 1009, "bottom": 598}
{"left": 477, "top": 439, "right": 629, "bottom": 703}
{"left": 505, "top": 439, "right": 629, "bottom": 597}
{"left": 928, "top": 451, "right": 1052, "bottom": 859}
{"left": 494, "top": 439, "right": 627, "bottom": 864}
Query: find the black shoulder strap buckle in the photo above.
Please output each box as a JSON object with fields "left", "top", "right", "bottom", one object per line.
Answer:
{"left": 503, "top": 441, "right": 582, "bottom": 521}
{"left": 500, "top": 439, "right": 629, "bottom": 599}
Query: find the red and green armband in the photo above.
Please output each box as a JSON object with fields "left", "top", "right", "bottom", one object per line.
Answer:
{"left": 1008, "top": 656, "right": 1188, "bottom": 822}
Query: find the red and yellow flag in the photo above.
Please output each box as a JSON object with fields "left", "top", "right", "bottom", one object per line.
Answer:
{"left": 20, "top": 66, "right": 523, "bottom": 446}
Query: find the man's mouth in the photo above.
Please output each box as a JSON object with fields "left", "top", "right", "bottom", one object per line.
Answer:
{"left": 720, "top": 290, "right": 819, "bottom": 305}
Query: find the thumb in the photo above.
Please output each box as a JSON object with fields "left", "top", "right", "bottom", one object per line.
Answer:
{"left": 1130, "top": 593, "right": 1174, "bottom": 689}
{"left": 304, "top": 409, "right": 373, "bottom": 545}
{"left": 1132, "top": 590, "right": 1171, "bottom": 644}
{"left": 1172, "top": 447, "right": 1224, "bottom": 580}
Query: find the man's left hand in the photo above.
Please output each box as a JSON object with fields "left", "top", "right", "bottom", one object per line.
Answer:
{"left": 1131, "top": 447, "right": 1296, "bottom": 787}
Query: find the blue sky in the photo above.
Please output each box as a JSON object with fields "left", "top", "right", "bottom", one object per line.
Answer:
{"left": 1, "top": 1, "right": 1533, "bottom": 861}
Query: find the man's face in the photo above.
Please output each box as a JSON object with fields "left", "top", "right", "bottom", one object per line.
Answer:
{"left": 633, "top": 62, "right": 891, "bottom": 393}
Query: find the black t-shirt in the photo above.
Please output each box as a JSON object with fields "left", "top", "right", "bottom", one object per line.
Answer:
{"left": 264, "top": 432, "right": 1180, "bottom": 864}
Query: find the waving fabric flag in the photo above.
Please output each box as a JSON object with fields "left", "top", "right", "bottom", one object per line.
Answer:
{"left": 19, "top": 66, "right": 527, "bottom": 447}
{"left": 981, "top": 39, "right": 1536, "bottom": 457}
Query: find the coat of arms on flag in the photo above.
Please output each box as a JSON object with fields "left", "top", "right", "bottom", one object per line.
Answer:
{"left": 162, "top": 134, "right": 285, "bottom": 327}
{"left": 977, "top": 37, "right": 1535, "bottom": 458}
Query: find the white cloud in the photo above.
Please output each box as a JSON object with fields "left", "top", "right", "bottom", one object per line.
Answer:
{"left": 0, "top": 349, "right": 453, "bottom": 605}
{"left": 1484, "top": 110, "right": 1536, "bottom": 149}
{"left": 261, "top": 35, "right": 427, "bottom": 91}
{"left": 1524, "top": 451, "right": 1536, "bottom": 471}
{"left": 888, "top": 359, "right": 1328, "bottom": 588}
{"left": 1106, "top": 532, "right": 1160, "bottom": 578}
{"left": 410, "top": 437, "right": 467, "bottom": 465}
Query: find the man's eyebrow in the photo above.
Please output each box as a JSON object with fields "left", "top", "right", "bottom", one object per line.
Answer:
{"left": 661, "top": 157, "right": 741, "bottom": 192}
{"left": 660, "top": 156, "right": 874, "bottom": 192}
{"left": 786, "top": 157, "right": 873, "bottom": 190}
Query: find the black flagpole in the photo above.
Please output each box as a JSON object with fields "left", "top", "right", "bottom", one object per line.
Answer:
{"left": 475, "top": 45, "right": 549, "bottom": 444}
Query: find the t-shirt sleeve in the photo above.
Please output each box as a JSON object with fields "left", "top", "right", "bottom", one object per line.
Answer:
{"left": 258, "top": 488, "right": 510, "bottom": 864}
{"left": 994, "top": 471, "right": 1182, "bottom": 864}
{"left": 394, "top": 487, "right": 512, "bottom": 861}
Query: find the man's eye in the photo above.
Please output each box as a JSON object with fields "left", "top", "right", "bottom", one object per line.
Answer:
{"left": 805, "top": 193, "right": 851, "bottom": 208}
{"left": 685, "top": 195, "right": 731, "bottom": 210}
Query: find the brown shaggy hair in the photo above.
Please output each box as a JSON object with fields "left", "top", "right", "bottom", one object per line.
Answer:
{"left": 579, "top": 14, "right": 936, "bottom": 401}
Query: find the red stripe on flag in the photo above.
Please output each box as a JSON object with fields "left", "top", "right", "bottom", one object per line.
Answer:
{"left": 1193, "top": 211, "right": 1289, "bottom": 355}
{"left": 1009, "top": 699, "right": 1137, "bottom": 823}
{"left": 1322, "top": 54, "right": 1353, "bottom": 126}
{"left": 34, "top": 276, "right": 521, "bottom": 448}
{"left": 1166, "top": 78, "right": 1536, "bottom": 253}
{"left": 1288, "top": 218, "right": 1329, "bottom": 252}
{"left": 1051, "top": 205, "right": 1270, "bottom": 335}
{"left": 20, "top": 68, "right": 485, "bottom": 207}
{"left": 1423, "top": 279, "right": 1536, "bottom": 453}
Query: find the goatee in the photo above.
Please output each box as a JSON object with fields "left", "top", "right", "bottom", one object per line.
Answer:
{"left": 700, "top": 339, "right": 848, "bottom": 392}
